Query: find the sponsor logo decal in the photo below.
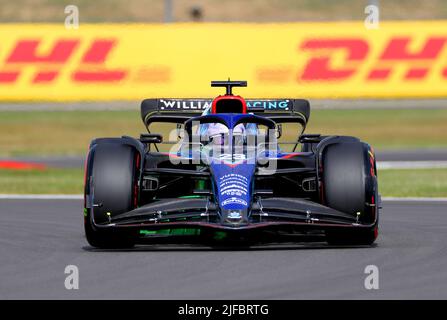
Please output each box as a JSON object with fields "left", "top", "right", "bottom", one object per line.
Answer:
{"left": 227, "top": 210, "right": 242, "bottom": 219}
{"left": 221, "top": 197, "right": 248, "bottom": 207}
{"left": 219, "top": 174, "right": 249, "bottom": 207}
{"left": 246, "top": 100, "right": 290, "bottom": 110}
{"left": 160, "top": 99, "right": 212, "bottom": 110}
{"left": 0, "top": 38, "right": 170, "bottom": 85}
{"left": 0, "top": 39, "right": 127, "bottom": 84}
{"left": 258, "top": 36, "right": 447, "bottom": 83}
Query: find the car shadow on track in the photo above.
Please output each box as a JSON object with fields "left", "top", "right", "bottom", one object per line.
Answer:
{"left": 82, "top": 242, "right": 377, "bottom": 252}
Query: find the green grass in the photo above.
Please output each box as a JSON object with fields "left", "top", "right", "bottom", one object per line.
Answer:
{"left": 0, "top": 168, "right": 84, "bottom": 194}
{"left": 378, "top": 168, "right": 447, "bottom": 197}
{"left": 1, "top": 167, "right": 446, "bottom": 197}
{"left": 307, "top": 108, "right": 447, "bottom": 150}
{"left": 0, "top": 108, "right": 446, "bottom": 157}
{"left": 0, "top": 110, "right": 145, "bottom": 157}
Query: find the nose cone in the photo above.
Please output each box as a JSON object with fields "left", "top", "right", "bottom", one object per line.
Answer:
{"left": 210, "top": 162, "right": 255, "bottom": 226}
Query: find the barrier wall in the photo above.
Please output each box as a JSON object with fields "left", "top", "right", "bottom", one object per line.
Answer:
{"left": 0, "top": 22, "right": 447, "bottom": 100}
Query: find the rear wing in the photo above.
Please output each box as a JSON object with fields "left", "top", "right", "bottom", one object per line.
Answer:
{"left": 141, "top": 98, "right": 310, "bottom": 128}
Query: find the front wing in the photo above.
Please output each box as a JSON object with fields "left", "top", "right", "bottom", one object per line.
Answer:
{"left": 90, "top": 197, "right": 376, "bottom": 241}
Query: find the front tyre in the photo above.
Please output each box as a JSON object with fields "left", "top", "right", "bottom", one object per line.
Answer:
{"left": 321, "top": 141, "right": 379, "bottom": 245}
{"left": 84, "top": 142, "right": 140, "bottom": 249}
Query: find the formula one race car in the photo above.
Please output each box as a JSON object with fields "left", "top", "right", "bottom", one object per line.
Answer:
{"left": 84, "top": 80, "right": 379, "bottom": 248}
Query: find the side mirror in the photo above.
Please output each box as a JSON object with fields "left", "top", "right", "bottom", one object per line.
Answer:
{"left": 176, "top": 123, "right": 184, "bottom": 140}
{"left": 276, "top": 124, "right": 282, "bottom": 139}
{"left": 256, "top": 155, "right": 269, "bottom": 168}
{"left": 299, "top": 134, "right": 321, "bottom": 143}
{"left": 140, "top": 133, "right": 163, "bottom": 144}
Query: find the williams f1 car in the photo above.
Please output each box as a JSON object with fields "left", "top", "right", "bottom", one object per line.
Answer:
{"left": 84, "top": 80, "right": 379, "bottom": 248}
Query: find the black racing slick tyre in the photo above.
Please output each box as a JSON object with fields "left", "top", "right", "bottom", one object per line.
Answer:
{"left": 321, "top": 141, "right": 379, "bottom": 245}
{"left": 84, "top": 142, "right": 140, "bottom": 249}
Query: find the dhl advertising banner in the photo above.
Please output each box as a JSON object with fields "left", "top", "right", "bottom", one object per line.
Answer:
{"left": 1, "top": 22, "right": 447, "bottom": 101}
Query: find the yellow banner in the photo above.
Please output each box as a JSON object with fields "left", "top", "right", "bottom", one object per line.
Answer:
{"left": 0, "top": 22, "right": 447, "bottom": 101}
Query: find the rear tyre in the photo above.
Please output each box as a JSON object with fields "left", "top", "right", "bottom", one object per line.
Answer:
{"left": 321, "top": 141, "right": 379, "bottom": 245}
{"left": 84, "top": 142, "right": 139, "bottom": 249}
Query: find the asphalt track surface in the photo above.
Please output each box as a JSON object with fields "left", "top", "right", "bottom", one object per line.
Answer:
{"left": 0, "top": 199, "right": 446, "bottom": 299}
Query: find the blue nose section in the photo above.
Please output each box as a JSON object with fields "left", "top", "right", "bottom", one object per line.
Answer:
{"left": 210, "top": 162, "right": 255, "bottom": 226}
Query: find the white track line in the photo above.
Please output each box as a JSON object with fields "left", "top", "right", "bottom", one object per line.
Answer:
{"left": 382, "top": 197, "right": 447, "bottom": 202}
{"left": 377, "top": 161, "right": 447, "bottom": 169}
